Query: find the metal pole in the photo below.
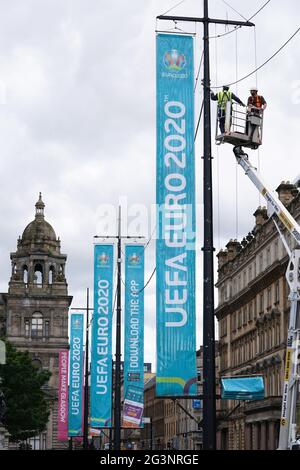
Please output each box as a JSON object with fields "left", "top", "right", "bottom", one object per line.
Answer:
{"left": 156, "top": 8, "right": 253, "bottom": 453}
{"left": 109, "top": 358, "right": 114, "bottom": 450}
{"left": 202, "top": 0, "right": 216, "bottom": 450}
{"left": 83, "top": 288, "right": 90, "bottom": 449}
{"left": 114, "top": 206, "right": 122, "bottom": 450}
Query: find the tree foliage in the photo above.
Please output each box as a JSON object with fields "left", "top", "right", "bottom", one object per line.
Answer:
{"left": 0, "top": 341, "right": 51, "bottom": 442}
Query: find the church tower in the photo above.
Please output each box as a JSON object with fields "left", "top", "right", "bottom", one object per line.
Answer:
{"left": 4, "top": 194, "right": 72, "bottom": 449}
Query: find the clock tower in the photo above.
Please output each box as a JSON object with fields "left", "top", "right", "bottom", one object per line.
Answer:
{"left": 4, "top": 194, "right": 72, "bottom": 449}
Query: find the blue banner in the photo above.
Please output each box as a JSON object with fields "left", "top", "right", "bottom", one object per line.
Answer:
{"left": 123, "top": 245, "right": 144, "bottom": 428}
{"left": 90, "top": 244, "right": 114, "bottom": 427}
{"left": 156, "top": 34, "right": 197, "bottom": 396}
{"left": 68, "top": 313, "right": 84, "bottom": 436}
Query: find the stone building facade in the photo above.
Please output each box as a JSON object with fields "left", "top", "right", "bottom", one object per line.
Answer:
{"left": 1, "top": 194, "right": 72, "bottom": 449}
{"left": 215, "top": 181, "right": 300, "bottom": 450}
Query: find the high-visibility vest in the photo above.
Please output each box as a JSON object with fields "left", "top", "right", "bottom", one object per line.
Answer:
{"left": 217, "top": 91, "right": 232, "bottom": 110}
{"left": 250, "top": 95, "right": 264, "bottom": 108}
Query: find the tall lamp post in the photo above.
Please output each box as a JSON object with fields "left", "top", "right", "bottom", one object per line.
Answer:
{"left": 157, "top": 1, "right": 254, "bottom": 449}
{"left": 70, "top": 288, "right": 93, "bottom": 450}
{"left": 95, "top": 207, "right": 144, "bottom": 450}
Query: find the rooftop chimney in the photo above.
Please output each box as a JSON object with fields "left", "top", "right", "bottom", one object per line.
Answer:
{"left": 226, "top": 239, "right": 241, "bottom": 261}
{"left": 253, "top": 206, "right": 268, "bottom": 227}
{"left": 217, "top": 249, "right": 228, "bottom": 269}
{"left": 276, "top": 181, "right": 298, "bottom": 206}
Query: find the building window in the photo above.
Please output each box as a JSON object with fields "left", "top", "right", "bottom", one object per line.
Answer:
{"left": 276, "top": 324, "right": 280, "bottom": 345}
{"left": 253, "top": 301, "right": 257, "bottom": 320}
{"left": 23, "top": 265, "right": 28, "bottom": 284}
{"left": 266, "top": 247, "right": 271, "bottom": 266}
{"left": 267, "top": 287, "right": 272, "bottom": 308}
{"left": 238, "top": 310, "right": 242, "bottom": 329}
{"left": 248, "top": 302, "right": 253, "bottom": 322}
{"left": 259, "top": 253, "right": 264, "bottom": 273}
{"left": 243, "top": 271, "right": 247, "bottom": 288}
{"left": 243, "top": 308, "right": 247, "bottom": 325}
{"left": 25, "top": 320, "right": 30, "bottom": 338}
{"left": 31, "top": 312, "right": 43, "bottom": 338}
{"left": 259, "top": 293, "right": 264, "bottom": 313}
{"left": 221, "top": 318, "right": 227, "bottom": 337}
{"left": 28, "top": 434, "right": 46, "bottom": 450}
{"left": 274, "top": 240, "right": 278, "bottom": 260}
{"left": 275, "top": 281, "right": 280, "bottom": 304}
{"left": 34, "top": 263, "right": 43, "bottom": 286}
{"left": 49, "top": 266, "right": 55, "bottom": 285}
{"left": 232, "top": 313, "right": 236, "bottom": 332}
{"left": 264, "top": 330, "right": 268, "bottom": 351}
{"left": 45, "top": 320, "right": 50, "bottom": 338}
{"left": 248, "top": 265, "right": 252, "bottom": 282}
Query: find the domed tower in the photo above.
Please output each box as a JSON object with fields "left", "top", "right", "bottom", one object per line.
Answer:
{"left": 5, "top": 194, "right": 73, "bottom": 449}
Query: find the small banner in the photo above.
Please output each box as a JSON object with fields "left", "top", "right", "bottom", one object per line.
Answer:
{"left": 68, "top": 314, "right": 84, "bottom": 437}
{"left": 156, "top": 33, "right": 197, "bottom": 396}
{"left": 123, "top": 245, "right": 145, "bottom": 428}
{"left": 90, "top": 244, "right": 114, "bottom": 427}
{"left": 58, "top": 350, "right": 69, "bottom": 440}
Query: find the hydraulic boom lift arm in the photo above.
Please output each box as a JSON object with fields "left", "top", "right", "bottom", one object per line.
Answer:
{"left": 233, "top": 145, "right": 300, "bottom": 450}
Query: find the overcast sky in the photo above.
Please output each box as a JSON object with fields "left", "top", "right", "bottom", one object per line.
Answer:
{"left": 0, "top": 0, "right": 299, "bottom": 368}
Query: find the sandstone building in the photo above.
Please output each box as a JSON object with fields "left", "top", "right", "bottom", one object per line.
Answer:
{"left": 0, "top": 194, "right": 72, "bottom": 449}
{"left": 215, "top": 181, "right": 300, "bottom": 450}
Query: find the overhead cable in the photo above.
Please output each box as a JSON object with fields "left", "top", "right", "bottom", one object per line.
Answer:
{"left": 209, "top": 0, "right": 271, "bottom": 39}
{"left": 194, "top": 50, "right": 204, "bottom": 92}
{"left": 160, "top": 0, "right": 187, "bottom": 17}
{"left": 138, "top": 268, "right": 156, "bottom": 294}
{"left": 221, "top": 0, "right": 247, "bottom": 21}
{"left": 194, "top": 100, "right": 204, "bottom": 141}
{"left": 210, "top": 25, "right": 300, "bottom": 88}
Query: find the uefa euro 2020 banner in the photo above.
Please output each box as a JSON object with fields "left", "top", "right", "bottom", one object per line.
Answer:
{"left": 156, "top": 33, "right": 197, "bottom": 396}
{"left": 123, "top": 245, "right": 144, "bottom": 428}
{"left": 90, "top": 244, "right": 114, "bottom": 427}
{"left": 68, "top": 314, "right": 84, "bottom": 437}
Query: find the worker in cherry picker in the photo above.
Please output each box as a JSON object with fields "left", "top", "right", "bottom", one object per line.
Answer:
{"left": 247, "top": 86, "right": 267, "bottom": 112}
{"left": 246, "top": 86, "right": 267, "bottom": 139}
{"left": 211, "top": 85, "right": 245, "bottom": 134}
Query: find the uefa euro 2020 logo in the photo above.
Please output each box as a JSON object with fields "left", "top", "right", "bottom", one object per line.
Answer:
{"left": 98, "top": 252, "right": 109, "bottom": 265}
{"left": 163, "top": 49, "right": 186, "bottom": 71}
{"left": 129, "top": 253, "right": 140, "bottom": 266}
{"left": 73, "top": 318, "right": 82, "bottom": 330}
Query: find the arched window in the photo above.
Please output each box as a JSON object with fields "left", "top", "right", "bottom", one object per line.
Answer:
{"left": 31, "top": 312, "right": 43, "bottom": 338}
{"left": 49, "top": 266, "right": 55, "bottom": 285}
{"left": 34, "top": 264, "right": 43, "bottom": 286}
{"left": 23, "top": 266, "right": 28, "bottom": 284}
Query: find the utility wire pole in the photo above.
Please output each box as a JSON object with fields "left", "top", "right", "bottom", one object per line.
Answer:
{"left": 71, "top": 288, "right": 94, "bottom": 450}
{"left": 157, "top": 0, "right": 254, "bottom": 450}
{"left": 95, "top": 206, "right": 144, "bottom": 451}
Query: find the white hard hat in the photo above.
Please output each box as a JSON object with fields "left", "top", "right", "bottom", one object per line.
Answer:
{"left": 250, "top": 85, "right": 258, "bottom": 91}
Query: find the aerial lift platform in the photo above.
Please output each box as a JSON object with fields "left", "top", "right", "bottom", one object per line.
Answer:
{"left": 216, "top": 102, "right": 300, "bottom": 450}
